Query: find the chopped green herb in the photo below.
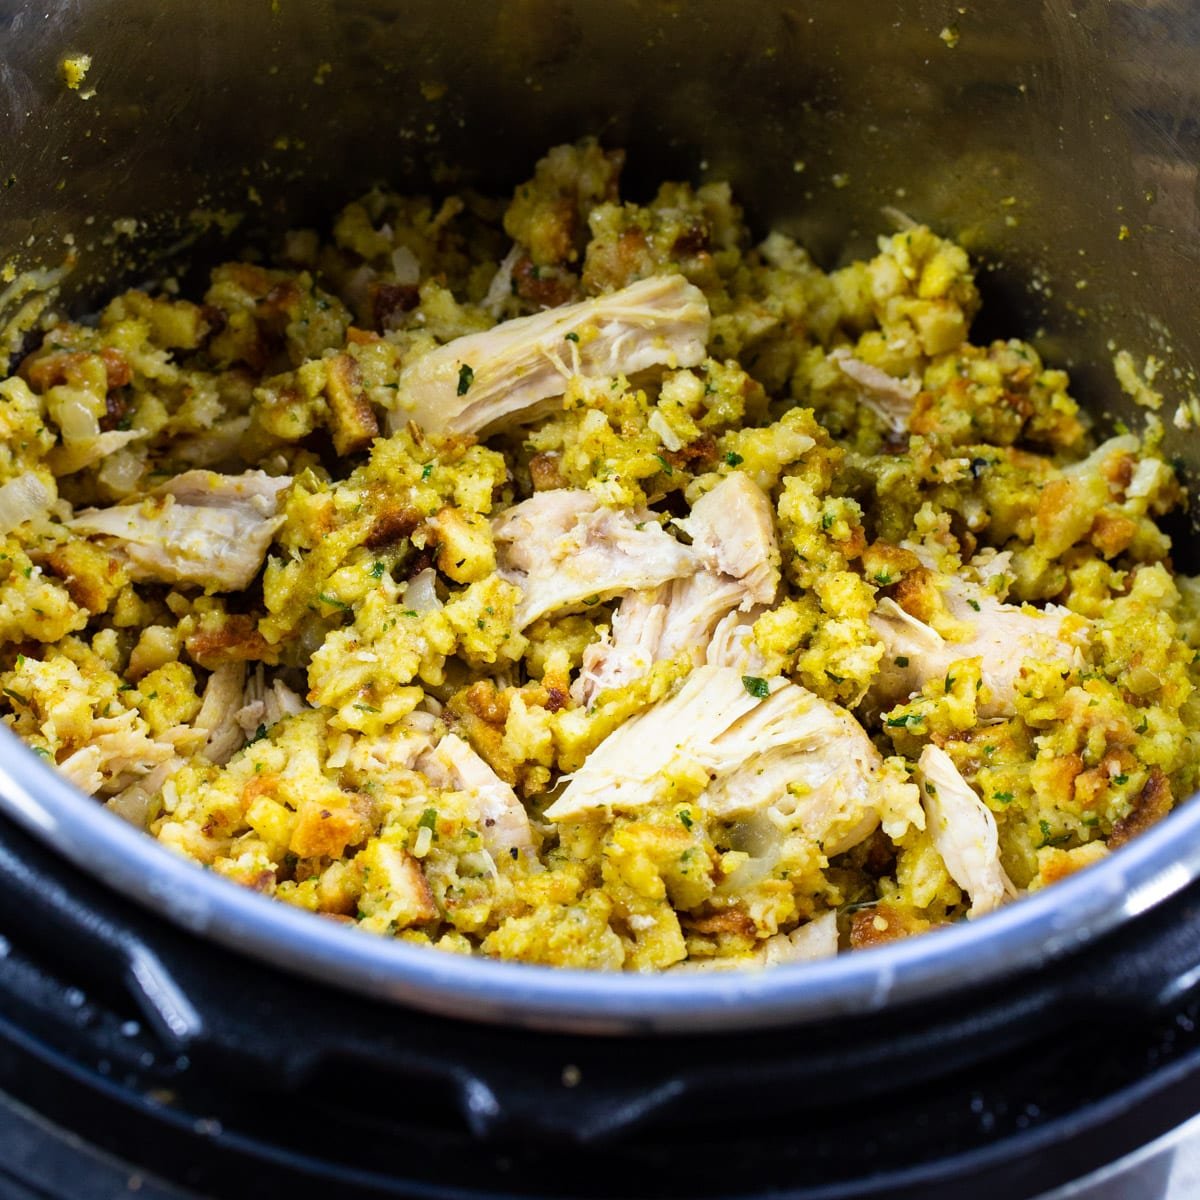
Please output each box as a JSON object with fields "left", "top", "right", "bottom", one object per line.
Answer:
{"left": 895, "top": 655, "right": 909, "bottom": 667}
{"left": 967, "top": 598, "right": 981, "bottom": 611}
{"left": 369, "top": 561, "right": 386, "bottom": 578}
{"left": 742, "top": 675, "right": 769, "bottom": 699}
{"left": 821, "top": 512, "right": 834, "bottom": 530}
{"left": 654, "top": 454, "right": 673, "bottom": 475}
{"left": 247, "top": 723, "right": 268, "bottom": 745}
{"left": 564, "top": 331, "right": 579, "bottom": 343}
{"left": 582, "top": 594, "right": 600, "bottom": 605}
{"left": 885, "top": 712, "right": 921, "bottom": 728}
{"left": 456, "top": 364, "right": 474, "bottom": 395}
{"left": 418, "top": 807, "right": 438, "bottom": 831}
{"left": 724, "top": 451, "right": 744, "bottom": 467}
{"left": 353, "top": 703, "right": 381, "bottom": 713}
{"left": 993, "top": 791, "right": 1014, "bottom": 803}
{"left": 317, "top": 592, "right": 349, "bottom": 610}
{"left": 678, "top": 810, "right": 694, "bottom": 830}
{"left": 421, "top": 462, "right": 434, "bottom": 481}
{"left": 32, "top": 746, "right": 51, "bottom": 758}
{"left": 2, "top": 688, "right": 27, "bottom": 705}
{"left": 1113, "top": 773, "right": 1130, "bottom": 786}
{"left": 403, "top": 609, "right": 418, "bottom": 617}
{"left": 873, "top": 571, "right": 894, "bottom": 586}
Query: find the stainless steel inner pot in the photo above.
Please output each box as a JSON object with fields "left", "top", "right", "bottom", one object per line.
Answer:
{"left": 0, "top": 0, "right": 1197, "bottom": 1034}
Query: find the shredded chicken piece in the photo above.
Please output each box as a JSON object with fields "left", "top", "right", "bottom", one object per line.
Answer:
{"left": 674, "top": 473, "right": 780, "bottom": 608}
{"left": 830, "top": 347, "right": 921, "bottom": 434}
{"left": 548, "top": 666, "right": 887, "bottom": 856}
{"left": 762, "top": 910, "right": 840, "bottom": 965}
{"left": 57, "top": 709, "right": 178, "bottom": 797}
{"left": 47, "top": 430, "right": 147, "bottom": 476}
{"left": 918, "top": 745, "right": 1015, "bottom": 917}
{"left": 68, "top": 470, "right": 290, "bottom": 591}
{"left": 481, "top": 244, "right": 522, "bottom": 317}
{"left": 389, "top": 274, "right": 710, "bottom": 436}
{"left": 672, "top": 910, "right": 840, "bottom": 972}
{"left": 967, "top": 548, "right": 1013, "bottom": 589}
{"left": 189, "top": 662, "right": 307, "bottom": 767}
{"left": 234, "top": 665, "right": 305, "bottom": 743}
{"left": 195, "top": 663, "right": 249, "bottom": 765}
{"left": 705, "top": 609, "right": 769, "bottom": 674}
{"left": 344, "top": 712, "right": 439, "bottom": 779}
{"left": 868, "top": 575, "right": 1088, "bottom": 717}
{"left": 493, "top": 489, "right": 698, "bottom": 629}
{"left": 418, "top": 733, "right": 534, "bottom": 858}
{"left": 105, "top": 757, "right": 182, "bottom": 828}
{"left": 574, "top": 475, "right": 779, "bottom": 703}
{"left": 573, "top": 587, "right": 672, "bottom": 702}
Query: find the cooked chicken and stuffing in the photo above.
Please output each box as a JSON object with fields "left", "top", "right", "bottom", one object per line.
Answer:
{"left": 2, "top": 140, "right": 1197, "bottom": 970}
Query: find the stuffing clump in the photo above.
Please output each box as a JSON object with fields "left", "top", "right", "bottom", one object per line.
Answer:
{"left": 3, "top": 139, "right": 1195, "bottom": 970}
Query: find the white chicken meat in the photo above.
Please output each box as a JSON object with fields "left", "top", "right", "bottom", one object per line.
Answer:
{"left": 68, "top": 470, "right": 290, "bottom": 592}
{"left": 547, "top": 665, "right": 888, "bottom": 857}
{"left": 389, "top": 273, "right": 710, "bottom": 436}
{"left": 830, "top": 347, "right": 921, "bottom": 436}
{"left": 418, "top": 732, "right": 534, "bottom": 859}
{"left": 574, "top": 474, "right": 780, "bottom": 703}
{"left": 917, "top": 744, "right": 1015, "bottom": 917}
{"left": 493, "top": 489, "right": 699, "bottom": 629}
{"left": 868, "top": 573, "right": 1088, "bottom": 718}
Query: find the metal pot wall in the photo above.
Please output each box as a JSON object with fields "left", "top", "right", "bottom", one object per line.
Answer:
{"left": 0, "top": 0, "right": 1198, "bottom": 1035}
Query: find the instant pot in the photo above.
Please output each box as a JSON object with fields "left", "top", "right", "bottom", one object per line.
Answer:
{"left": 2, "top": 1, "right": 1200, "bottom": 1196}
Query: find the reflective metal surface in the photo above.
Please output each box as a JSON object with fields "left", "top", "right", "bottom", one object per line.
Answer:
{"left": 4, "top": 712, "right": 1200, "bottom": 1034}
{"left": 0, "top": 0, "right": 1198, "bottom": 1031}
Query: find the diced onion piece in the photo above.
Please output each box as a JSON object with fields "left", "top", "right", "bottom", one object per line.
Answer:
{"left": 49, "top": 393, "right": 103, "bottom": 443}
{"left": 403, "top": 567, "right": 442, "bottom": 614}
{"left": 391, "top": 245, "right": 420, "bottom": 286}
{"left": 95, "top": 448, "right": 147, "bottom": 497}
{"left": 0, "top": 472, "right": 53, "bottom": 536}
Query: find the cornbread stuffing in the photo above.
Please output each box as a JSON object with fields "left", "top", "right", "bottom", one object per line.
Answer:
{"left": 2, "top": 139, "right": 1197, "bottom": 971}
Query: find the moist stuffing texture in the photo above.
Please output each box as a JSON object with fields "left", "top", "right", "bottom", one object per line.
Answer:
{"left": 2, "top": 139, "right": 1197, "bottom": 971}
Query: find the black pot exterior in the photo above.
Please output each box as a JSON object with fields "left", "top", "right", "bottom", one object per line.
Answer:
{"left": 2, "top": 810, "right": 1200, "bottom": 1200}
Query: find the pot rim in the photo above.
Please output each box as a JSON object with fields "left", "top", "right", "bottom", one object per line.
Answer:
{"left": 1, "top": 725, "right": 1195, "bottom": 1035}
